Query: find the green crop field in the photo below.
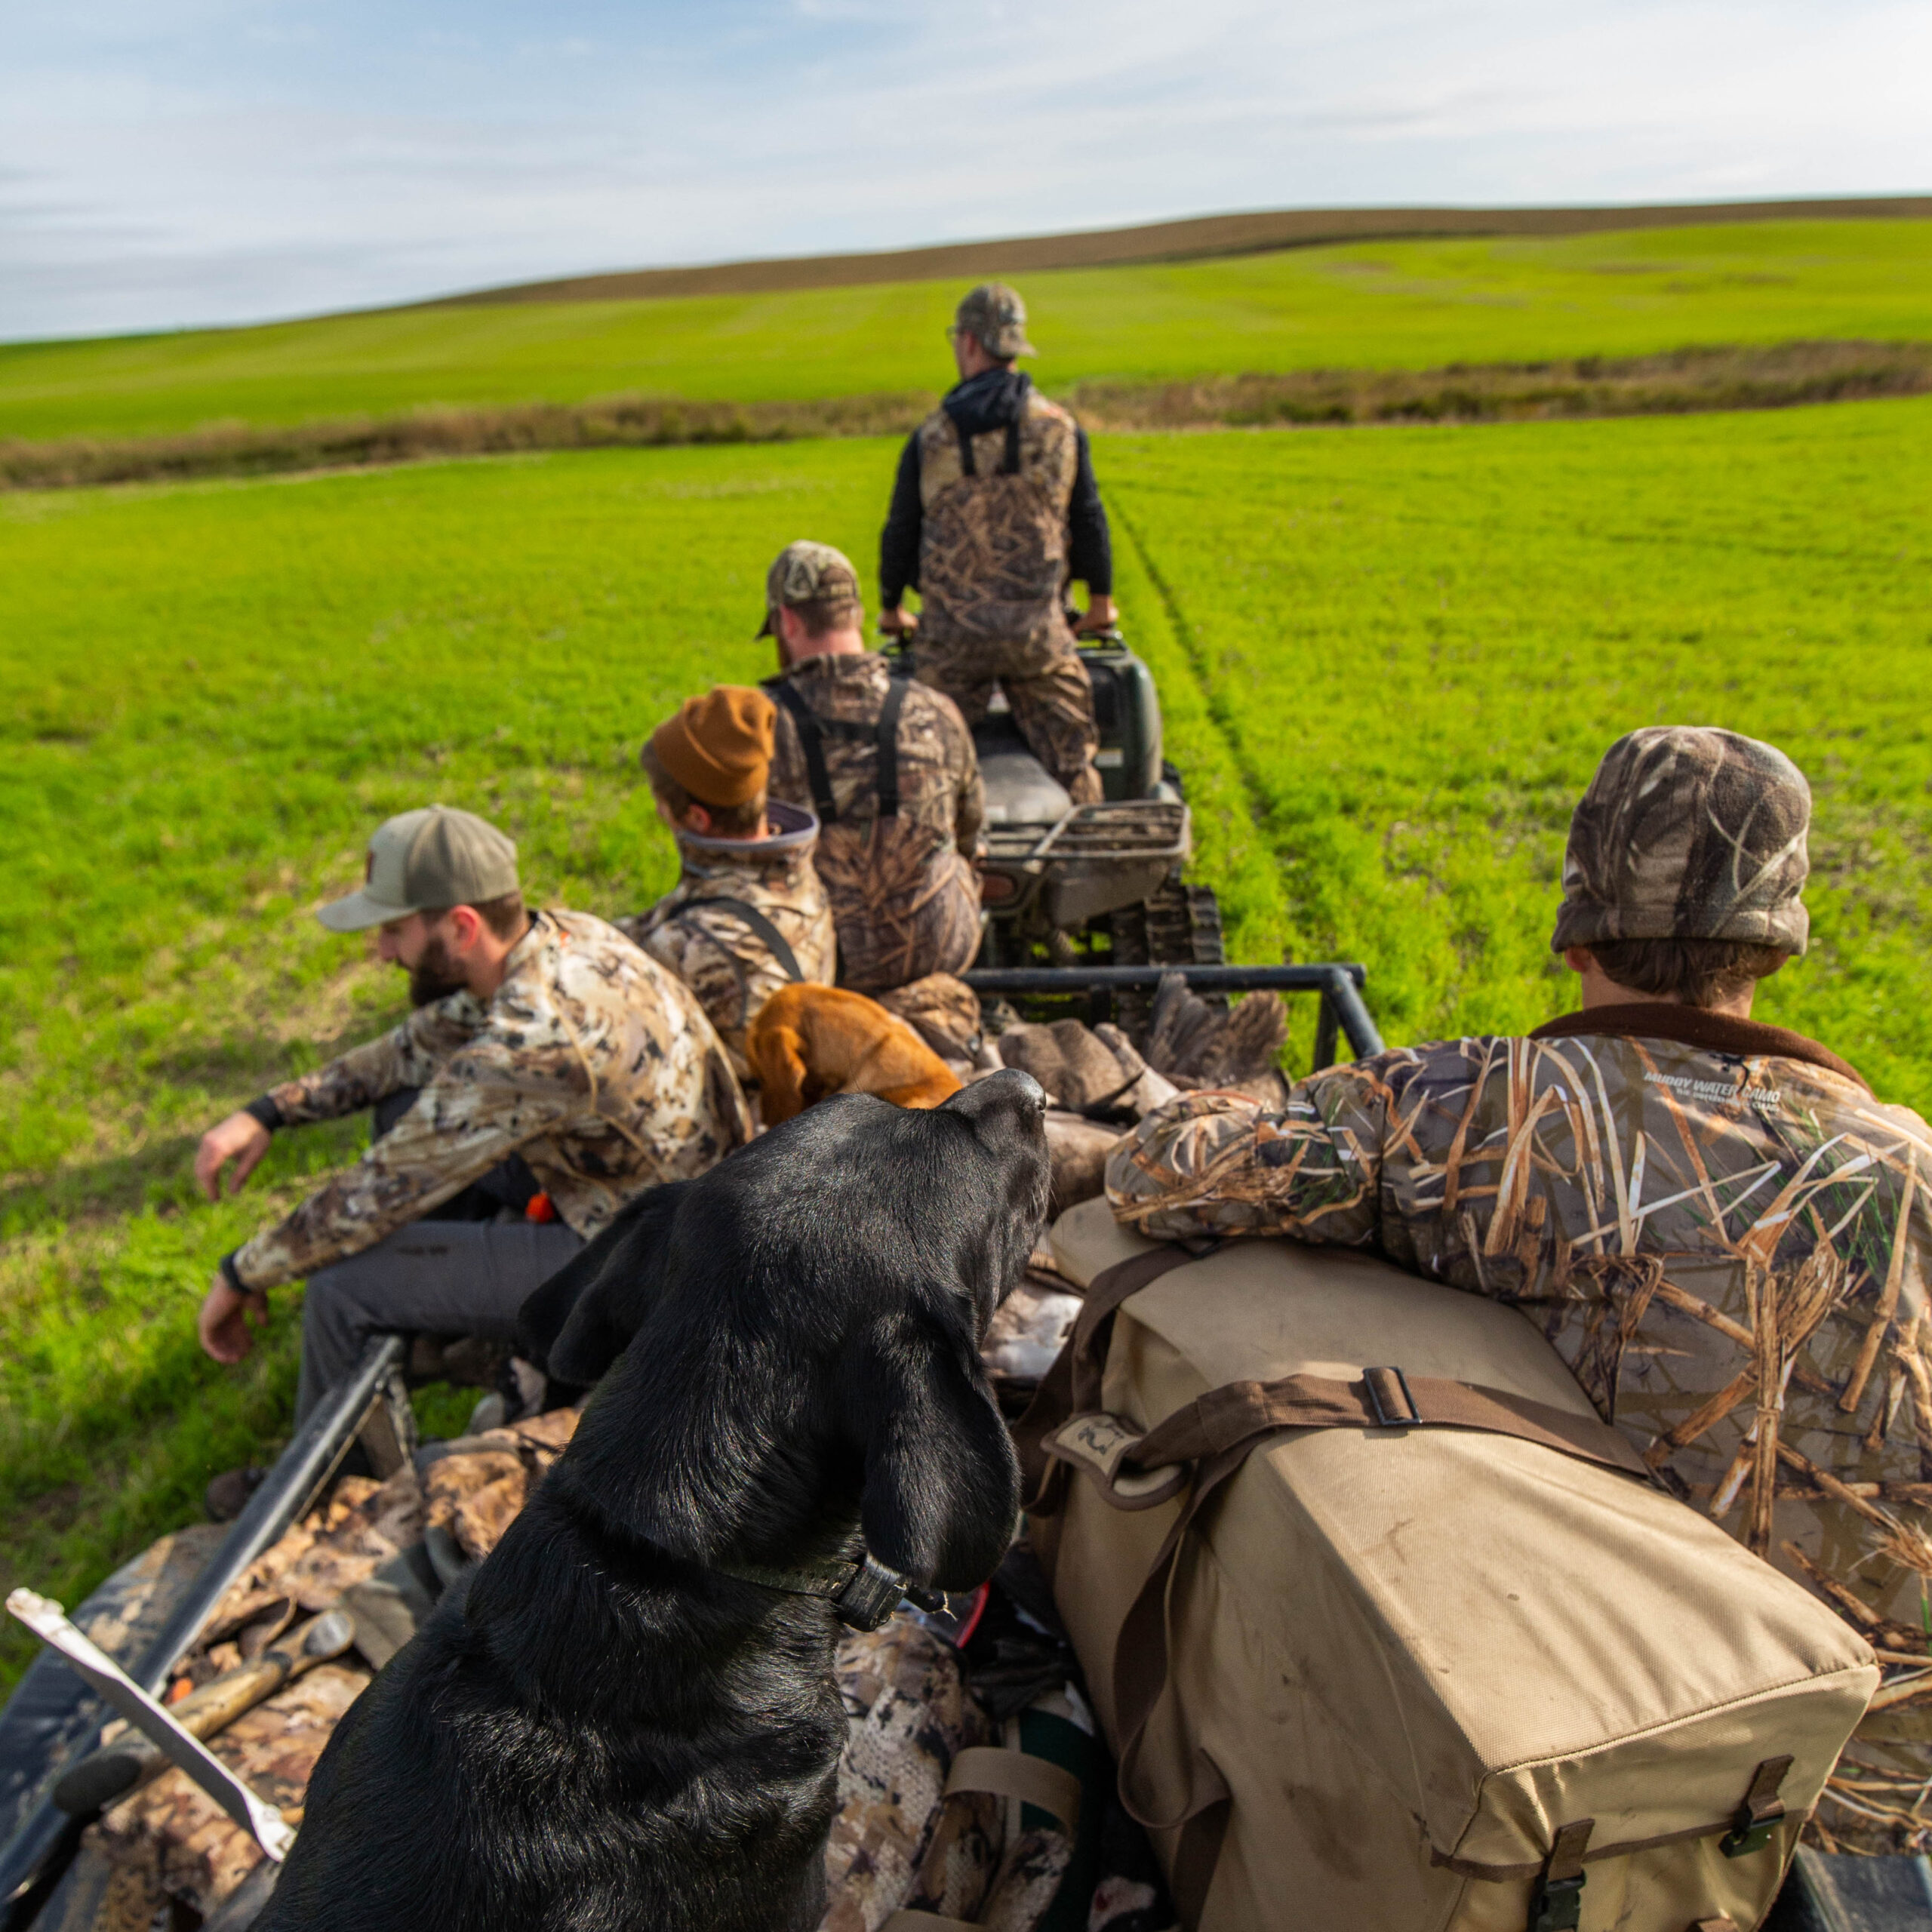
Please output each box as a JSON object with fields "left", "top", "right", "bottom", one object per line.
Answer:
{"left": 3, "top": 220, "right": 1930, "bottom": 442}
{"left": 2, "top": 390, "right": 1930, "bottom": 1688}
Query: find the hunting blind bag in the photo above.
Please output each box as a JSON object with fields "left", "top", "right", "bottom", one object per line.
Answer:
{"left": 1023, "top": 1200, "right": 1878, "bottom": 1932}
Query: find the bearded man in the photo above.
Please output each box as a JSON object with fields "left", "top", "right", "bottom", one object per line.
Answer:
{"left": 192, "top": 805, "right": 747, "bottom": 1485}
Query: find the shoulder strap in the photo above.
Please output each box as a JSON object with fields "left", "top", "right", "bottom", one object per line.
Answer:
{"left": 875, "top": 675, "right": 909, "bottom": 820}
{"left": 952, "top": 414, "right": 976, "bottom": 478}
{"left": 677, "top": 897, "right": 804, "bottom": 986}
{"left": 1002, "top": 413, "right": 1023, "bottom": 475}
{"left": 771, "top": 680, "right": 837, "bottom": 825}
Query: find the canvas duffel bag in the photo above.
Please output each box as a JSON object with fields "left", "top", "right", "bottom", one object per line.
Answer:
{"left": 1020, "top": 1200, "right": 1878, "bottom": 1932}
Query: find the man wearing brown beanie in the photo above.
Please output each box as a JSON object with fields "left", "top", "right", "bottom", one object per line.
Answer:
{"left": 1108, "top": 727, "right": 1932, "bottom": 1804}
{"left": 759, "top": 540, "right": 986, "bottom": 1000}
{"left": 621, "top": 685, "right": 835, "bottom": 1074}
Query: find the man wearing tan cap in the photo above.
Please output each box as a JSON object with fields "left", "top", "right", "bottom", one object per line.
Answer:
{"left": 192, "top": 804, "right": 749, "bottom": 1450}
{"left": 758, "top": 541, "right": 986, "bottom": 1005}
{"left": 878, "top": 282, "right": 1112, "bottom": 804}
{"left": 620, "top": 685, "right": 835, "bottom": 1075}
{"left": 1108, "top": 728, "right": 1932, "bottom": 1801}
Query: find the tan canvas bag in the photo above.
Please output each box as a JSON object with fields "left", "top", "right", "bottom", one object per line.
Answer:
{"left": 1023, "top": 1201, "right": 1878, "bottom": 1932}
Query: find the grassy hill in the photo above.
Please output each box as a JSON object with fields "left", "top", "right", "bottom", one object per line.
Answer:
{"left": 4, "top": 393, "right": 1930, "bottom": 1682}
{"left": 3, "top": 219, "right": 1930, "bottom": 443}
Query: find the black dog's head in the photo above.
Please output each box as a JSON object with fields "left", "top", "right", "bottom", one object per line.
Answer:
{"left": 516, "top": 1069, "right": 1050, "bottom": 1594}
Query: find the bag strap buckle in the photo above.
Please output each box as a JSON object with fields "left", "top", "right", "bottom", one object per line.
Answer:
{"left": 1363, "top": 1365, "right": 1420, "bottom": 1429}
{"left": 1720, "top": 1755, "right": 1793, "bottom": 1859}
{"left": 1527, "top": 1818, "right": 1593, "bottom": 1932}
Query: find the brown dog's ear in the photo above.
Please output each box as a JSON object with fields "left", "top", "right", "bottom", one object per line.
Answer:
{"left": 746, "top": 1017, "right": 811, "bottom": 1126}
{"left": 847, "top": 1316, "right": 1020, "bottom": 1594}
{"left": 518, "top": 1183, "right": 690, "bottom": 1384}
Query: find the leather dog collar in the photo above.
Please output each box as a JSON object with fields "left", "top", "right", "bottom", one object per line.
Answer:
{"left": 708, "top": 1550, "right": 941, "bottom": 1632}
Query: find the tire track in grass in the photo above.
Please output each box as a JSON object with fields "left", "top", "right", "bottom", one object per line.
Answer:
{"left": 1110, "top": 491, "right": 1331, "bottom": 1063}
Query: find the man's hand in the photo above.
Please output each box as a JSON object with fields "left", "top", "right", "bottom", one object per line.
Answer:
{"left": 198, "top": 1275, "right": 269, "bottom": 1364}
{"left": 1074, "top": 595, "right": 1118, "bottom": 636}
{"left": 196, "top": 1111, "right": 272, "bottom": 1202}
{"left": 878, "top": 606, "right": 918, "bottom": 637}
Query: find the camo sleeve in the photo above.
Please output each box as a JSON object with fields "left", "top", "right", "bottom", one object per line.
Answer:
{"left": 1105, "top": 1066, "right": 1393, "bottom": 1244}
{"left": 263, "top": 1000, "right": 481, "bottom": 1126}
{"left": 231, "top": 1041, "right": 578, "bottom": 1291}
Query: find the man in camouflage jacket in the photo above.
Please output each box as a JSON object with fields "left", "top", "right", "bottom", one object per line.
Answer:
{"left": 879, "top": 284, "right": 1112, "bottom": 804}
{"left": 620, "top": 684, "right": 835, "bottom": 1076}
{"left": 1109, "top": 730, "right": 1932, "bottom": 1826}
{"left": 195, "top": 806, "right": 749, "bottom": 1426}
{"left": 760, "top": 542, "right": 986, "bottom": 994}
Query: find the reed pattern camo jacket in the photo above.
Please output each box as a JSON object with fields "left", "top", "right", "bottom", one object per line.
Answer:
{"left": 1106, "top": 1005, "right": 1932, "bottom": 1639}
{"left": 230, "top": 910, "right": 749, "bottom": 1290}
{"left": 616, "top": 801, "right": 836, "bottom": 1074}
{"left": 768, "top": 654, "right": 985, "bottom": 994}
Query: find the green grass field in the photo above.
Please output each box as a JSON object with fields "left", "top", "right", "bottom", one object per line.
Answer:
{"left": 3, "top": 389, "right": 1929, "bottom": 1687}
{"left": 4, "top": 220, "right": 1930, "bottom": 441}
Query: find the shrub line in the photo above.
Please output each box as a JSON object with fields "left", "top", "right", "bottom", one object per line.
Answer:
{"left": 3, "top": 340, "right": 1926, "bottom": 491}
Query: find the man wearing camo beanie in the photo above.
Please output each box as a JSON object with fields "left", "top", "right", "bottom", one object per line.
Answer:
{"left": 1105, "top": 728, "right": 1932, "bottom": 1816}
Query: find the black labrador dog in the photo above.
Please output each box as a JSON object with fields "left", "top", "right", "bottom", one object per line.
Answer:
{"left": 258, "top": 1070, "right": 1049, "bottom": 1932}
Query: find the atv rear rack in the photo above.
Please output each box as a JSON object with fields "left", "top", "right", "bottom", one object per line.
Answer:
{"left": 978, "top": 800, "right": 1189, "bottom": 931}
{"left": 961, "top": 962, "right": 1383, "bottom": 1070}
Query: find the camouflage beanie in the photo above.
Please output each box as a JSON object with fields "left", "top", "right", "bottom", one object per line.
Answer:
{"left": 1551, "top": 727, "right": 1810, "bottom": 955}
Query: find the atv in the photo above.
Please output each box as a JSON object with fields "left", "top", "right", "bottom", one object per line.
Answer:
{"left": 958, "top": 630, "right": 1380, "bottom": 1068}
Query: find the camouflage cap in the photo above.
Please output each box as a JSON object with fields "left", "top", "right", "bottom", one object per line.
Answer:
{"left": 1551, "top": 727, "right": 1810, "bottom": 955}
{"left": 952, "top": 282, "right": 1036, "bottom": 360}
{"left": 755, "top": 540, "right": 862, "bottom": 638}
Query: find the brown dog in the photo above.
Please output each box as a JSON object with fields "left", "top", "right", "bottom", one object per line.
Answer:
{"left": 746, "top": 984, "right": 963, "bottom": 1125}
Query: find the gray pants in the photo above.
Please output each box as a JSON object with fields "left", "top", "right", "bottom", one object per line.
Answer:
{"left": 296, "top": 1220, "right": 584, "bottom": 1426}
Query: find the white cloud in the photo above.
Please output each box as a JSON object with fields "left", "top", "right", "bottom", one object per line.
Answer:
{"left": 0, "top": 0, "right": 1926, "bottom": 338}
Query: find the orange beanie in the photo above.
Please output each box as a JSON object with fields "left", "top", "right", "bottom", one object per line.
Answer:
{"left": 649, "top": 686, "right": 775, "bottom": 808}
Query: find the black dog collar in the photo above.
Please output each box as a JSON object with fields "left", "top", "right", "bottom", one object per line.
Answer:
{"left": 709, "top": 1551, "right": 942, "bottom": 1632}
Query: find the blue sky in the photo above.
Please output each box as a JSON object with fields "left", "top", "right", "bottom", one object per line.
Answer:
{"left": 2, "top": 0, "right": 1927, "bottom": 340}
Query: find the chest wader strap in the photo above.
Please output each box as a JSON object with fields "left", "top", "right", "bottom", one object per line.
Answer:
{"left": 774, "top": 675, "right": 909, "bottom": 826}
{"left": 875, "top": 675, "right": 908, "bottom": 820}
{"left": 949, "top": 411, "right": 1026, "bottom": 478}
{"left": 675, "top": 897, "right": 804, "bottom": 1028}
{"left": 772, "top": 680, "right": 838, "bottom": 825}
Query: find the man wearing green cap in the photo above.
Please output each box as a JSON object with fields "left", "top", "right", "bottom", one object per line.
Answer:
{"left": 878, "top": 282, "right": 1112, "bottom": 804}
{"left": 1106, "top": 727, "right": 1932, "bottom": 1800}
{"left": 192, "top": 804, "right": 749, "bottom": 1441}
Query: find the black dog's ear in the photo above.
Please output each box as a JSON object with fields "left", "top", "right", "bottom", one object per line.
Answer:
{"left": 848, "top": 1318, "right": 1020, "bottom": 1594}
{"left": 517, "top": 1183, "right": 690, "bottom": 1383}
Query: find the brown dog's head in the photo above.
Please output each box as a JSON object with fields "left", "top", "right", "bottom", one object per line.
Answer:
{"left": 746, "top": 983, "right": 962, "bottom": 1124}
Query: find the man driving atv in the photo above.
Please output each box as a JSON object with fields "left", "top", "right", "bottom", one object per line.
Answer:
{"left": 878, "top": 282, "right": 1113, "bottom": 804}
{"left": 193, "top": 805, "right": 748, "bottom": 1478}
{"left": 620, "top": 684, "right": 835, "bottom": 1078}
{"left": 761, "top": 541, "right": 985, "bottom": 995}
{"left": 1109, "top": 728, "right": 1932, "bottom": 1767}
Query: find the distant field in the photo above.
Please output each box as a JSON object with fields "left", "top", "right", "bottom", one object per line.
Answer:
{"left": 3, "top": 395, "right": 1929, "bottom": 1684}
{"left": 3, "top": 220, "right": 1930, "bottom": 441}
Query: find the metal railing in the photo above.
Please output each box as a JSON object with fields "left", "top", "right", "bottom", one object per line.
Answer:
{"left": 961, "top": 962, "right": 1383, "bottom": 1069}
{"left": 0, "top": 1336, "right": 409, "bottom": 1925}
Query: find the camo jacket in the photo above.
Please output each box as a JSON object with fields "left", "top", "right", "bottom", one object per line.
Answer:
{"left": 231, "top": 910, "right": 749, "bottom": 1290}
{"left": 616, "top": 801, "right": 836, "bottom": 1074}
{"left": 1106, "top": 1005, "right": 1932, "bottom": 1634}
{"left": 913, "top": 389, "right": 1081, "bottom": 657}
{"left": 768, "top": 655, "right": 986, "bottom": 994}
